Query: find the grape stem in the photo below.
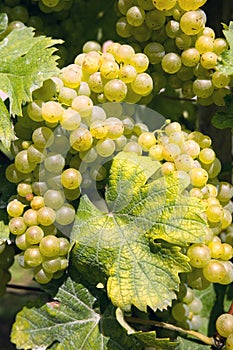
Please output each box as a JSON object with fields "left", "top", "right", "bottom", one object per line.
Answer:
{"left": 125, "top": 316, "right": 214, "bottom": 346}
{"left": 160, "top": 94, "right": 196, "bottom": 102}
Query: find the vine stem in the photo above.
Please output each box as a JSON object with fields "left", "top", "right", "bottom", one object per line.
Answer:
{"left": 228, "top": 300, "right": 233, "bottom": 315}
{"left": 6, "top": 283, "right": 42, "bottom": 292}
{"left": 125, "top": 316, "right": 214, "bottom": 346}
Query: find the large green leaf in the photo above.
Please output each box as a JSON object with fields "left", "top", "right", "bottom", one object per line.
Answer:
{"left": 71, "top": 153, "right": 206, "bottom": 312}
{"left": 0, "top": 26, "right": 62, "bottom": 149}
{"left": 11, "top": 277, "right": 142, "bottom": 350}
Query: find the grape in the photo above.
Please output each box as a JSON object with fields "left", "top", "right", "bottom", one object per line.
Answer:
{"left": 82, "top": 51, "right": 101, "bottom": 74}
{"left": 9, "top": 217, "right": 27, "bottom": 235}
{"left": 119, "top": 64, "right": 137, "bottom": 83}
{"left": 61, "top": 168, "right": 82, "bottom": 189}
{"left": 25, "top": 225, "right": 44, "bottom": 245}
{"left": 129, "top": 53, "right": 149, "bottom": 73}
{"left": 180, "top": 10, "right": 206, "bottom": 36}
{"left": 145, "top": 9, "right": 166, "bottom": 30}
{"left": 188, "top": 297, "right": 203, "bottom": 314}
{"left": 41, "top": 101, "right": 64, "bottom": 123}
{"left": 115, "top": 17, "right": 132, "bottom": 38}
{"left": 203, "top": 260, "right": 228, "bottom": 283}
{"left": 96, "top": 138, "right": 116, "bottom": 157}
{"left": 181, "top": 48, "right": 200, "bottom": 67}
{"left": 187, "top": 243, "right": 211, "bottom": 268}
{"left": 131, "top": 73, "right": 153, "bottom": 95}
{"left": 71, "top": 95, "right": 93, "bottom": 118}
{"left": 213, "top": 38, "right": 228, "bottom": 55}
{"left": 44, "top": 152, "right": 65, "bottom": 173}
{"left": 200, "top": 51, "right": 218, "bottom": 69}
{"left": 226, "top": 333, "right": 233, "bottom": 350}
{"left": 195, "top": 35, "right": 214, "bottom": 54}
{"left": 115, "top": 44, "right": 135, "bottom": 65}
{"left": 178, "top": 0, "right": 207, "bottom": 11}
{"left": 15, "top": 150, "right": 36, "bottom": 174}
{"left": 32, "top": 126, "right": 54, "bottom": 149}
{"left": 37, "top": 207, "right": 56, "bottom": 226}
{"left": 126, "top": 6, "right": 145, "bottom": 27}
{"left": 152, "top": 0, "right": 176, "bottom": 11}
{"left": 161, "top": 53, "right": 182, "bottom": 74}
{"left": 34, "top": 267, "right": 53, "bottom": 284}
{"left": 59, "top": 64, "right": 82, "bottom": 89}
{"left": 44, "top": 189, "right": 65, "bottom": 210}
{"left": 39, "top": 235, "right": 60, "bottom": 257}
{"left": 144, "top": 42, "right": 165, "bottom": 65}
{"left": 198, "top": 148, "right": 215, "bottom": 164}
{"left": 7, "top": 199, "right": 25, "bottom": 217}
{"left": 30, "top": 196, "right": 45, "bottom": 210}
{"left": 172, "top": 302, "right": 190, "bottom": 322}
{"left": 24, "top": 246, "right": 43, "bottom": 267}
{"left": 123, "top": 141, "right": 142, "bottom": 155}
{"left": 55, "top": 203, "right": 76, "bottom": 225}
{"left": 70, "top": 127, "right": 93, "bottom": 152}
{"left": 59, "top": 237, "right": 70, "bottom": 256}
{"left": 216, "top": 314, "right": 233, "bottom": 338}
{"left": 42, "top": 257, "right": 61, "bottom": 273}
{"left": 104, "top": 79, "right": 127, "bottom": 102}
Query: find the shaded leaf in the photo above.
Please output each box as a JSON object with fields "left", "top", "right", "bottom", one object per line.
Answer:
{"left": 176, "top": 337, "right": 211, "bottom": 350}
{"left": 71, "top": 153, "right": 206, "bottom": 312}
{"left": 0, "top": 97, "right": 14, "bottom": 149}
{"left": 11, "top": 277, "right": 144, "bottom": 350}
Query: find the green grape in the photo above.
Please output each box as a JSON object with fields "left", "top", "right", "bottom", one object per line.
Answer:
{"left": 195, "top": 35, "right": 214, "bottom": 54}
{"left": 100, "top": 60, "right": 119, "bottom": 80}
{"left": 161, "top": 53, "right": 182, "bottom": 74}
{"left": 71, "top": 95, "right": 93, "bottom": 118}
{"left": 178, "top": 0, "right": 207, "bottom": 11}
{"left": 181, "top": 48, "right": 200, "bottom": 67}
{"left": 123, "top": 142, "right": 142, "bottom": 155}
{"left": 70, "top": 127, "right": 93, "bottom": 152}
{"left": 144, "top": 42, "right": 165, "bottom": 65}
{"left": 175, "top": 33, "right": 192, "bottom": 50}
{"left": 119, "top": 64, "right": 137, "bottom": 83}
{"left": 37, "top": 207, "right": 56, "bottom": 226}
{"left": 129, "top": 53, "right": 149, "bottom": 73}
{"left": 182, "top": 286, "right": 194, "bottom": 304}
{"left": 116, "top": 16, "right": 132, "bottom": 38}
{"left": 189, "top": 167, "right": 208, "bottom": 187}
{"left": 55, "top": 203, "right": 76, "bottom": 225}
{"left": 9, "top": 217, "right": 27, "bottom": 235}
{"left": 213, "top": 38, "right": 228, "bottom": 55}
{"left": 17, "top": 183, "right": 33, "bottom": 198}
{"left": 199, "top": 148, "right": 216, "bottom": 164}
{"left": 189, "top": 314, "right": 203, "bottom": 330}
{"left": 41, "top": 101, "right": 64, "bottom": 123}
{"left": 200, "top": 52, "right": 218, "bottom": 69}
{"left": 130, "top": 73, "right": 153, "bottom": 95}
{"left": 42, "top": 257, "right": 61, "bottom": 273}
{"left": 23, "top": 209, "right": 38, "bottom": 227}
{"left": 82, "top": 41, "right": 101, "bottom": 53}
{"left": 34, "top": 267, "right": 53, "bottom": 284}
{"left": 216, "top": 314, "right": 233, "bottom": 338}
{"left": 180, "top": 10, "right": 206, "bottom": 36}
{"left": 162, "top": 143, "right": 181, "bottom": 161}
{"left": 44, "top": 189, "right": 65, "bottom": 210}
{"left": 58, "top": 86, "right": 77, "bottom": 106}
{"left": 88, "top": 72, "right": 105, "bottom": 93}
{"left": 44, "top": 152, "right": 65, "bottom": 173}
{"left": 25, "top": 226, "right": 44, "bottom": 245}
{"left": 188, "top": 297, "right": 203, "bottom": 314}
{"left": 90, "top": 120, "right": 108, "bottom": 139}
{"left": 30, "top": 196, "right": 45, "bottom": 210}
{"left": 59, "top": 64, "right": 82, "bottom": 89}
{"left": 203, "top": 260, "right": 228, "bottom": 283}
{"left": 206, "top": 205, "right": 223, "bottom": 223}
{"left": 187, "top": 243, "right": 211, "bottom": 268}
{"left": 137, "top": 0, "right": 154, "bottom": 10}
{"left": 39, "top": 235, "right": 60, "bottom": 257}
{"left": 15, "top": 150, "right": 36, "bottom": 174}
{"left": 90, "top": 165, "right": 107, "bottom": 181}
{"left": 27, "top": 100, "right": 43, "bottom": 122}
{"left": 76, "top": 81, "right": 91, "bottom": 97}
{"left": 152, "top": 0, "right": 176, "bottom": 11}
{"left": 145, "top": 9, "right": 165, "bottom": 30}
{"left": 49, "top": 135, "right": 70, "bottom": 155}
{"left": 126, "top": 6, "right": 145, "bottom": 27}
{"left": 24, "top": 246, "right": 43, "bottom": 267}
{"left": 89, "top": 106, "right": 107, "bottom": 124}
{"left": 165, "top": 20, "right": 180, "bottom": 39}
{"left": 61, "top": 168, "right": 82, "bottom": 189}
{"left": 82, "top": 51, "right": 101, "bottom": 75}
{"left": 172, "top": 302, "right": 190, "bottom": 322}
{"left": 7, "top": 199, "right": 25, "bottom": 217}
{"left": 115, "top": 44, "right": 135, "bottom": 65}
{"left": 104, "top": 79, "right": 127, "bottom": 102}
{"left": 217, "top": 182, "right": 233, "bottom": 203}
{"left": 192, "top": 79, "right": 214, "bottom": 98}
{"left": 174, "top": 154, "right": 194, "bottom": 171}
{"left": 187, "top": 267, "right": 211, "bottom": 290}
{"left": 105, "top": 117, "right": 124, "bottom": 139}
{"left": 226, "top": 333, "right": 233, "bottom": 350}
{"left": 32, "top": 126, "right": 54, "bottom": 149}
{"left": 149, "top": 144, "right": 163, "bottom": 161}
{"left": 130, "top": 23, "right": 152, "bottom": 42}
{"left": 96, "top": 138, "right": 116, "bottom": 157}
{"left": 137, "top": 132, "right": 156, "bottom": 151}
{"left": 59, "top": 237, "right": 70, "bottom": 256}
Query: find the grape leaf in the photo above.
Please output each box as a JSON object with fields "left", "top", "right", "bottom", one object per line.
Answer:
{"left": 0, "top": 26, "right": 62, "bottom": 149}
{"left": 176, "top": 337, "right": 211, "bottom": 350}
{"left": 217, "top": 21, "right": 233, "bottom": 75}
{"left": 71, "top": 152, "right": 206, "bottom": 312}
{"left": 0, "top": 98, "right": 14, "bottom": 150}
{"left": 0, "top": 209, "right": 9, "bottom": 243}
{"left": 211, "top": 94, "right": 233, "bottom": 131}
{"left": 11, "top": 277, "right": 142, "bottom": 350}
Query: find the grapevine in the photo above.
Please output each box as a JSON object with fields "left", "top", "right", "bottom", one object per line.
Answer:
{"left": 0, "top": 1, "right": 232, "bottom": 350}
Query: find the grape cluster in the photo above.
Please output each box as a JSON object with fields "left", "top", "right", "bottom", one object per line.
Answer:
{"left": 215, "top": 313, "right": 233, "bottom": 350}
{"left": 171, "top": 284, "right": 204, "bottom": 330}
{"left": 0, "top": 241, "right": 14, "bottom": 296}
{"left": 115, "top": 0, "right": 231, "bottom": 106}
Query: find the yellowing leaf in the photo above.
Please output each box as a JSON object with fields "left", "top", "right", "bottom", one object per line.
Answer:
{"left": 71, "top": 153, "right": 207, "bottom": 312}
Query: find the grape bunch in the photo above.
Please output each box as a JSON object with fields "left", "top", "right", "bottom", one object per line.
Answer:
{"left": 215, "top": 313, "right": 233, "bottom": 350}
{"left": 115, "top": 0, "right": 232, "bottom": 106}
{"left": 0, "top": 241, "right": 15, "bottom": 296}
